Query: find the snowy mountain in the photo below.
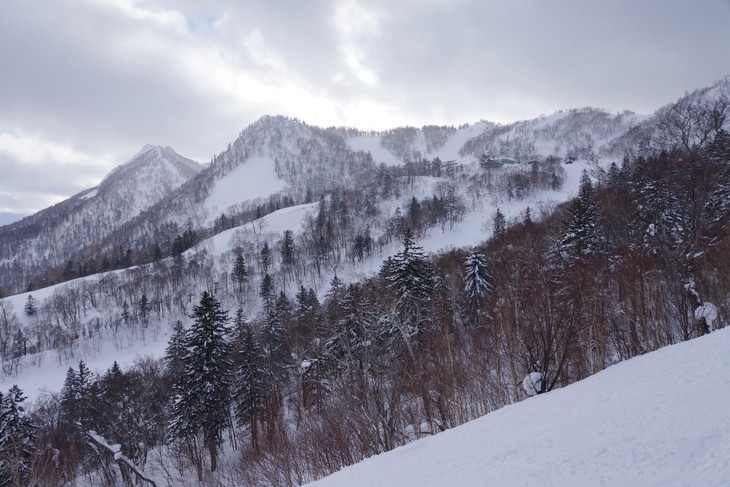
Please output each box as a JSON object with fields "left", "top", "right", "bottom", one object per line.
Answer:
{"left": 303, "top": 327, "right": 730, "bottom": 487}
{"left": 0, "top": 145, "right": 201, "bottom": 291}
{"left": 0, "top": 77, "right": 727, "bottom": 487}
{"left": 45, "top": 107, "right": 645, "bottom": 283}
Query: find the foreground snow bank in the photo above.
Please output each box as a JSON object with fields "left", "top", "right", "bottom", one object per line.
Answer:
{"left": 304, "top": 327, "right": 730, "bottom": 487}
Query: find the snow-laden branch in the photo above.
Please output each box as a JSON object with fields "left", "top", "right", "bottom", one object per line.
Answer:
{"left": 87, "top": 430, "right": 157, "bottom": 487}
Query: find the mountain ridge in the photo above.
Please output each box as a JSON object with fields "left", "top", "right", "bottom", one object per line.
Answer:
{"left": 0, "top": 145, "right": 201, "bottom": 291}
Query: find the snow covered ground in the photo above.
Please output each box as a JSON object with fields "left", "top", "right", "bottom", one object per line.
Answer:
{"left": 204, "top": 155, "right": 288, "bottom": 219}
{"left": 303, "top": 327, "right": 730, "bottom": 487}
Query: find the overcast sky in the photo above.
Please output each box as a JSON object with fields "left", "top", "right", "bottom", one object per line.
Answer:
{"left": 1, "top": 0, "right": 729, "bottom": 215}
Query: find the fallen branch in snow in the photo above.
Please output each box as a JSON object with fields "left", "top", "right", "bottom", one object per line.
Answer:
{"left": 87, "top": 430, "right": 157, "bottom": 487}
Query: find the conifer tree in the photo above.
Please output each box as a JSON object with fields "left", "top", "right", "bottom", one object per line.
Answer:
{"left": 262, "top": 292, "right": 291, "bottom": 377}
{"left": 231, "top": 253, "right": 248, "bottom": 295}
{"left": 558, "top": 170, "right": 601, "bottom": 262}
{"left": 121, "top": 300, "right": 131, "bottom": 324}
{"left": 232, "top": 320, "right": 266, "bottom": 448}
{"left": 60, "top": 360, "right": 97, "bottom": 442}
{"left": 324, "top": 274, "right": 345, "bottom": 321}
{"left": 0, "top": 386, "right": 36, "bottom": 487}
{"left": 164, "top": 320, "right": 186, "bottom": 383}
{"left": 259, "top": 242, "right": 271, "bottom": 274}
{"left": 493, "top": 208, "right": 506, "bottom": 237}
{"left": 464, "top": 249, "right": 494, "bottom": 299}
{"left": 168, "top": 292, "right": 232, "bottom": 474}
{"left": 138, "top": 294, "right": 151, "bottom": 327}
{"left": 293, "top": 286, "right": 322, "bottom": 350}
{"left": 259, "top": 273, "right": 275, "bottom": 319}
{"left": 524, "top": 206, "right": 532, "bottom": 225}
{"left": 380, "top": 230, "right": 435, "bottom": 352}
{"left": 23, "top": 295, "right": 36, "bottom": 317}
{"left": 327, "top": 283, "right": 379, "bottom": 369}
{"left": 280, "top": 230, "right": 296, "bottom": 266}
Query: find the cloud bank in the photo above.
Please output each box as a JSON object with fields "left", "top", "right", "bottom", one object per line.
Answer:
{"left": 1, "top": 0, "right": 729, "bottom": 213}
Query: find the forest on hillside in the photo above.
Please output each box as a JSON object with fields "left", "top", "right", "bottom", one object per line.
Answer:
{"left": 0, "top": 96, "right": 729, "bottom": 486}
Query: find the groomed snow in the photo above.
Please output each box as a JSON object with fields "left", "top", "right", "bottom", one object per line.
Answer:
{"left": 204, "top": 155, "right": 288, "bottom": 218}
{"left": 201, "top": 202, "right": 319, "bottom": 257}
{"left": 347, "top": 135, "right": 402, "bottom": 165}
{"left": 304, "top": 327, "right": 730, "bottom": 487}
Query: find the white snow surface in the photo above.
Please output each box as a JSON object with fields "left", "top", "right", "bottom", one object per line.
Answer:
{"left": 204, "top": 155, "right": 288, "bottom": 219}
{"left": 202, "top": 202, "right": 319, "bottom": 257}
{"left": 347, "top": 135, "right": 402, "bottom": 165}
{"left": 345, "top": 122, "right": 490, "bottom": 165}
{"left": 304, "top": 327, "right": 730, "bottom": 487}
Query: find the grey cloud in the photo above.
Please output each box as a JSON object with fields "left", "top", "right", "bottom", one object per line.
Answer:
{"left": 0, "top": 0, "right": 728, "bottom": 213}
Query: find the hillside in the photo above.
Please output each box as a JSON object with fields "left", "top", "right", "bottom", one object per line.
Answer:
{"left": 0, "top": 77, "right": 726, "bottom": 486}
{"left": 303, "top": 327, "right": 730, "bottom": 487}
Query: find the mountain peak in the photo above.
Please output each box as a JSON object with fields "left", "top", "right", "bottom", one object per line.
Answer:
{"left": 101, "top": 144, "right": 200, "bottom": 187}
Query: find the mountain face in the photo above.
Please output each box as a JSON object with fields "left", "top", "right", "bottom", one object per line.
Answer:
{"left": 65, "top": 109, "right": 647, "bottom": 272}
{"left": 0, "top": 145, "right": 201, "bottom": 291}
{"left": 2, "top": 78, "right": 728, "bottom": 296}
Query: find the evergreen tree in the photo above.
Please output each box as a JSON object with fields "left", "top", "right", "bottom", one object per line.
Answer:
{"left": 259, "top": 242, "right": 271, "bottom": 274}
{"left": 168, "top": 292, "right": 232, "bottom": 474}
{"left": 138, "top": 293, "right": 151, "bottom": 327}
{"left": 23, "top": 295, "right": 36, "bottom": 317}
{"left": 231, "top": 253, "right": 248, "bottom": 295}
{"left": 0, "top": 386, "right": 36, "bottom": 487}
{"left": 60, "top": 360, "right": 97, "bottom": 441}
{"left": 259, "top": 274, "right": 275, "bottom": 317}
{"left": 164, "top": 320, "right": 186, "bottom": 383}
{"left": 702, "top": 129, "right": 730, "bottom": 230}
{"left": 558, "top": 170, "right": 601, "bottom": 262}
{"left": 551, "top": 172, "right": 562, "bottom": 191}
{"left": 262, "top": 292, "right": 291, "bottom": 376}
{"left": 408, "top": 196, "right": 422, "bottom": 233}
{"left": 324, "top": 274, "right": 345, "bottom": 322}
{"left": 7, "top": 330, "right": 25, "bottom": 376}
{"left": 326, "top": 283, "right": 379, "bottom": 369}
{"left": 493, "top": 208, "right": 506, "bottom": 237}
{"left": 464, "top": 249, "right": 494, "bottom": 299}
{"left": 232, "top": 321, "right": 266, "bottom": 448}
{"left": 280, "top": 230, "right": 296, "bottom": 266}
{"left": 293, "top": 286, "right": 322, "bottom": 349}
{"left": 380, "top": 230, "right": 435, "bottom": 351}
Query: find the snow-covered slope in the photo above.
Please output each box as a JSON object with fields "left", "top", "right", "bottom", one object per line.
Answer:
{"left": 0, "top": 145, "right": 201, "bottom": 290}
{"left": 96, "top": 145, "right": 201, "bottom": 218}
{"left": 343, "top": 110, "right": 644, "bottom": 167}
{"left": 304, "top": 327, "right": 730, "bottom": 487}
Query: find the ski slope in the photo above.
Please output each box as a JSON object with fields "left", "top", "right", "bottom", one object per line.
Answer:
{"left": 304, "top": 327, "right": 730, "bottom": 487}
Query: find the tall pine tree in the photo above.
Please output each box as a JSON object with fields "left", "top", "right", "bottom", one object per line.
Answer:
{"left": 168, "top": 292, "right": 232, "bottom": 475}
{"left": 464, "top": 249, "right": 494, "bottom": 299}
{"left": 232, "top": 319, "right": 266, "bottom": 449}
{"left": 380, "top": 229, "right": 435, "bottom": 354}
{"left": 0, "top": 386, "right": 36, "bottom": 487}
